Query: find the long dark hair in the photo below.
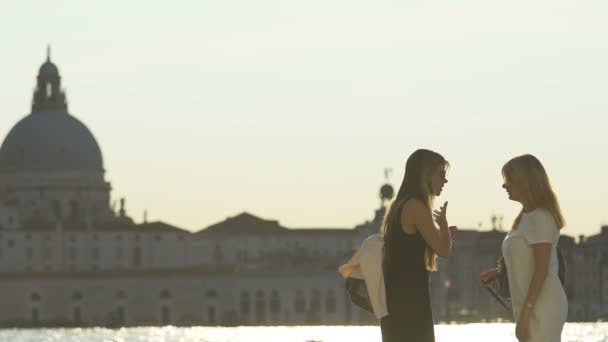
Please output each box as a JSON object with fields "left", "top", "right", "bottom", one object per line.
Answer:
{"left": 381, "top": 149, "right": 449, "bottom": 272}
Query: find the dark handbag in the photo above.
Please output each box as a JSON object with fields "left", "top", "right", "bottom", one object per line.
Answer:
{"left": 344, "top": 277, "right": 374, "bottom": 313}
{"left": 495, "top": 247, "right": 566, "bottom": 300}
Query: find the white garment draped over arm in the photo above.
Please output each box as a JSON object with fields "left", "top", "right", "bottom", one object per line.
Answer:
{"left": 359, "top": 234, "right": 388, "bottom": 319}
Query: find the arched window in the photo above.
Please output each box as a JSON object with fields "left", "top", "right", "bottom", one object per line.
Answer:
{"left": 133, "top": 247, "right": 142, "bottom": 266}
{"left": 213, "top": 244, "right": 223, "bottom": 263}
{"left": 52, "top": 200, "right": 61, "bottom": 220}
{"left": 73, "top": 307, "right": 82, "bottom": 325}
{"left": 161, "top": 305, "right": 170, "bottom": 325}
{"left": 255, "top": 290, "right": 266, "bottom": 324}
{"left": 32, "top": 307, "right": 39, "bottom": 323}
{"left": 270, "top": 290, "right": 280, "bottom": 314}
{"left": 240, "top": 291, "right": 250, "bottom": 314}
{"left": 310, "top": 289, "right": 321, "bottom": 313}
{"left": 115, "top": 306, "right": 125, "bottom": 325}
{"left": 325, "top": 289, "right": 336, "bottom": 313}
{"left": 207, "top": 306, "right": 216, "bottom": 325}
{"left": 294, "top": 289, "right": 306, "bottom": 313}
{"left": 69, "top": 200, "right": 80, "bottom": 222}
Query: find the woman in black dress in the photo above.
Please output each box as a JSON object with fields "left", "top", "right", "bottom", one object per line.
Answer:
{"left": 381, "top": 149, "right": 457, "bottom": 342}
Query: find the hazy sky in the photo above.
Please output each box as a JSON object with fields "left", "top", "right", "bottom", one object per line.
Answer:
{"left": 1, "top": 0, "right": 607, "bottom": 236}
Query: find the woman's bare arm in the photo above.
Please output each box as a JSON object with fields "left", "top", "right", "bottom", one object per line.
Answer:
{"left": 403, "top": 199, "right": 452, "bottom": 258}
{"left": 523, "top": 243, "right": 552, "bottom": 311}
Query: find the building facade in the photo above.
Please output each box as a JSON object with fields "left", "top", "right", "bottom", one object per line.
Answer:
{"left": 0, "top": 53, "right": 605, "bottom": 327}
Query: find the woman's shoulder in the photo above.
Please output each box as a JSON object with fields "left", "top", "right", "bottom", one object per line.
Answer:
{"left": 520, "top": 208, "right": 558, "bottom": 241}
{"left": 526, "top": 208, "right": 557, "bottom": 226}
{"left": 402, "top": 197, "right": 426, "bottom": 213}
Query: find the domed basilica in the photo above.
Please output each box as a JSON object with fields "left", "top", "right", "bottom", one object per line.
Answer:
{"left": 0, "top": 51, "right": 383, "bottom": 327}
{"left": 0, "top": 51, "right": 120, "bottom": 231}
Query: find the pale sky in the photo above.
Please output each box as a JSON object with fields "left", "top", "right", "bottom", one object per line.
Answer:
{"left": 1, "top": 0, "right": 607, "bottom": 237}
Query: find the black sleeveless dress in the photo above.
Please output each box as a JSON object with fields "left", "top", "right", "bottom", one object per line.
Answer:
{"left": 381, "top": 205, "right": 435, "bottom": 342}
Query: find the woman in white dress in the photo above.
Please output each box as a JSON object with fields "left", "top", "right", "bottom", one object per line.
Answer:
{"left": 480, "top": 154, "right": 568, "bottom": 341}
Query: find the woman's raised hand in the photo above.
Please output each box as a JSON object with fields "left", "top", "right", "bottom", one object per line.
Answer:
{"left": 433, "top": 201, "right": 449, "bottom": 230}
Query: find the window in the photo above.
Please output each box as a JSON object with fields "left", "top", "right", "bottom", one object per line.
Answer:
{"left": 69, "top": 247, "right": 77, "bottom": 260}
{"left": 32, "top": 307, "right": 40, "bottom": 323}
{"left": 160, "top": 289, "right": 172, "bottom": 300}
{"left": 270, "top": 290, "right": 280, "bottom": 314}
{"left": 255, "top": 290, "right": 265, "bottom": 324}
{"left": 240, "top": 291, "right": 250, "bottom": 314}
{"left": 7, "top": 240, "right": 14, "bottom": 248}
{"left": 92, "top": 248, "right": 99, "bottom": 260}
{"left": 52, "top": 200, "right": 61, "bottom": 220}
{"left": 294, "top": 289, "right": 306, "bottom": 313}
{"left": 26, "top": 248, "right": 33, "bottom": 261}
{"left": 205, "top": 289, "right": 218, "bottom": 299}
{"left": 69, "top": 200, "right": 80, "bottom": 222}
{"left": 161, "top": 305, "right": 170, "bottom": 325}
{"left": 115, "top": 291, "right": 127, "bottom": 300}
{"left": 325, "top": 290, "right": 336, "bottom": 313}
{"left": 30, "top": 292, "right": 41, "bottom": 302}
{"left": 73, "top": 307, "right": 82, "bottom": 325}
{"left": 133, "top": 247, "right": 141, "bottom": 266}
{"left": 115, "top": 306, "right": 125, "bottom": 325}
{"left": 310, "top": 289, "right": 321, "bottom": 313}
{"left": 207, "top": 306, "right": 216, "bottom": 325}
{"left": 72, "top": 291, "right": 83, "bottom": 301}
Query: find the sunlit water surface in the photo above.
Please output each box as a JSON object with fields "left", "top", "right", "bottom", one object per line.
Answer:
{"left": 1, "top": 323, "right": 607, "bottom": 342}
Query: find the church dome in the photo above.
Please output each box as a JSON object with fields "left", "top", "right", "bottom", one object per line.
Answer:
{"left": 0, "top": 111, "right": 104, "bottom": 173}
{"left": 0, "top": 51, "right": 104, "bottom": 173}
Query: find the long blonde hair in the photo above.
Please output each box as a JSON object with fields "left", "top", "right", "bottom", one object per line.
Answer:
{"left": 381, "top": 149, "right": 449, "bottom": 272}
{"left": 502, "top": 154, "right": 565, "bottom": 230}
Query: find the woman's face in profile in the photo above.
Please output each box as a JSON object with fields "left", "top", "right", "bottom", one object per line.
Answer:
{"left": 502, "top": 176, "right": 522, "bottom": 202}
{"left": 430, "top": 166, "right": 448, "bottom": 196}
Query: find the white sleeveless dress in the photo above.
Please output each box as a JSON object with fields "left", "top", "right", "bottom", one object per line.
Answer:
{"left": 502, "top": 208, "right": 568, "bottom": 342}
